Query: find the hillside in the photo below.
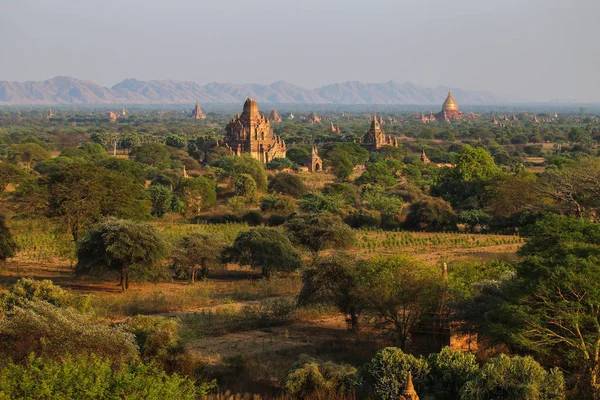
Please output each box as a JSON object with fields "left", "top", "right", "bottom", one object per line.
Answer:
{"left": 0, "top": 76, "right": 519, "bottom": 105}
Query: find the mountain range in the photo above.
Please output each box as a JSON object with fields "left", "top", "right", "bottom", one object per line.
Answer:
{"left": 0, "top": 76, "right": 520, "bottom": 106}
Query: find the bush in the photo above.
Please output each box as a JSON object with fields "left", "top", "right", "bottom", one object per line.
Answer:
{"left": 125, "top": 315, "right": 185, "bottom": 370}
{"left": 284, "top": 355, "right": 359, "bottom": 399}
{"left": 0, "top": 355, "right": 213, "bottom": 399}
{"left": 0, "top": 215, "right": 16, "bottom": 260}
{"left": 268, "top": 172, "right": 307, "bottom": 198}
{"left": 260, "top": 194, "right": 297, "bottom": 215}
{"left": 404, "top": 197, "right": 457, "bottom": 232}
{"left": 241, "top": 210, "right": 263, "bottom": 226}
{"left": 345, "top": 211, "right": 381, "bottom": 229}
{"left": 360, "top": 347, "right": 429, "bottom": 400}
{"left": 460, "top": 354, "right": 565, "bottom": 400}
{"left": 0, "top": 300, "right": 138, "bottom": 366}
{"left": 267, "top": 214, "right": 288, "bottom": 226}
{"left": 0, "top": 278, "right": 74, "bottom": 312}
{"left": 427, "top": 347, "right": 479, "bottom": 400}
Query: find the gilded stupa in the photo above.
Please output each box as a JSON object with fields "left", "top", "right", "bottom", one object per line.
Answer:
{"left": 436, "top": 91, "right": 464, "bottom": 121}
{"left": 399, "top": 372, "right": 420, "bottom": 400}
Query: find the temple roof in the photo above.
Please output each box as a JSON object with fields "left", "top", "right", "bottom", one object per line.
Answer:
{"left": 243, "top": 97, "right": 259, "bottom": 117}
{"left": 370, "top": 113, "right": 381, "bottom": 131}
{"left": 442, "top": 91, "right": 459, "bottom": 112}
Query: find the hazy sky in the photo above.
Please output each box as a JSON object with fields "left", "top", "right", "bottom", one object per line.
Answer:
{"left": 1, "top": 0, "right": 599, "bottom": 102}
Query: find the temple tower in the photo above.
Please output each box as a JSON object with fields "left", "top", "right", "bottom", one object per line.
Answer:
{"left": 191, "top": 101, "right": 206, "bottom": 120}
{"left": 436, "top": 91, "right": 464, "bottom": 121}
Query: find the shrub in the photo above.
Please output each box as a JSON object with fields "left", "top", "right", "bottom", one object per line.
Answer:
{"left": 404, "top": 197, "right": 458, "bottom": 232}
{"left": 0, "top": 355, "right": 213, "bottom": 399}
{"left": 0, "top": 300, "right": 138, "bottom": 365}
{"left": 284, "top": 355, "right": 359, "bottom": 399}
{"left": 0, "top": 215, "right": 16, "bottom": 260}
{"left": 360, "top": 347, "right": 429, "bottom": 400}
{"left": 242, "top": 210, "right": 263, "bottom": 226}
{"left": 427, "top": 347, "right": 479, "bottom": 400}
{"left": 268, "top": 173, "right": 307, "bottom": 198}
{"left": 460, "top": 354, "right": 565, "bottom": 400}
{"left": 260, "top": 194, "right": 297, "bottom": 215}
{"left": 345, "top": 211, "right": 381, "bottom": 229}
{"left": 235, "top": 173, "right": 257, "bottom": 199}
{"left": 125, "top": 315, "right": 185, "bottom": 369}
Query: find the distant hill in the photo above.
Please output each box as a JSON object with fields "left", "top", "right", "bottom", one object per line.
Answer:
{"left": 0, "top": 76, "right": 519, "bottom": 105}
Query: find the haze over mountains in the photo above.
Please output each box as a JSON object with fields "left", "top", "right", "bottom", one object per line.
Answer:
{"left": 0, "top": 76, "right": 520, "bottom": 106}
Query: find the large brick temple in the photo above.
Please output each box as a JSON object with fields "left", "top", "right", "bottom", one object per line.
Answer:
{"left": 223, "top": 98, "right": 287, "bottom": 163}
{"left": 361, "top": 113, "right": 398, "bottom": 151}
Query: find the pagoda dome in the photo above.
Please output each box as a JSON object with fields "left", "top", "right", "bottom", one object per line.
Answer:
{"left": 243, "top": 98, "right": 260, "bottom": 116}
{"left": 442, "top": 91, "right": 459, "bottom": 112}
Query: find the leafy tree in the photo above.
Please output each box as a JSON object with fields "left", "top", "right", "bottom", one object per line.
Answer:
{"left": 300, "top": 193, "right": 345, "bottom": 214}
{"left": 356, "top": 162, "right": 397, "bottom": 187}
{"left": 286, "top": 147, "right": 311, "bottom": 165}
{"left": 260, "top": 194, "right": 297, "bottom": 215}
{"left": 489, "top": 172, "right": 541, "bottom": 217}
{"left": 176, "top": 176, "right": 217, "bottom": 217}
{"left": 328, "top": 150, "right": 354, "bottom": 180}
{"left": 76, "top": 218, "right": 167, "bottom": 291}
{"left": 0, "top": 215, "right": 16, "bottom": 261}
{"left": 148, "top": 185, "right": 173, "bottom": 217}
{"left": 404, "top": 197, "right": 458, "bottom": 232}
{"left": 268, "top": 172, "right": 307, "bottom": 198}
{"left": 130, "top": 143, "right": 171, "bottom": 167}
{"left": 460, "top": 354, "right": 565, "bottom": 400}
{"left": 43, "top": 164, "right": 151, "bottom": 241}
{"left": 284, "top": 213, "right": 355, "bottom": 258}
{"left": 222, "top": 228, "right": 302, "bottom": 277}
{"left": 361, "top": 347, "right": 430, "bottom": 400}
{"left": 298, "top": 252, "right": 362, "bottom": 330}
{"left": 0, "top": 300, "right": 138, "bottom": 365}
{"left": 427, "top": 347, "right": 479, "bottom": 400}
{"left": 0, "top": 355, "right": 211, "bottom": 399}
{"left": 171, "top": 233, "right": 224, "bottom": 282}
{"left": 267, "top": 157, "right": 298, "bottom": 171}
{"left": 284, "top": 355, "right": 358, "bottom": 399}
{"left": 234, "top": 173, "right": 257, "bottom": 199}
{"left": 536, "top": 158, "right": 600, "bottom": 221}
{"left": 165, "top": 133, "right": 187, "bottom": 149}
{"left": 8, "top": 143, "right": 50, "bottom": 169}
{"left": 0, "top": 163, "right": 27, "bottom": 195}
{"left": 355, "top": 256, "right": 441, "bottom": 349}
{"left": 97, "top": 158, "right": 146, "bottom": 185}
{"left": 212, "top": 155, "right": 267, "bottom": 191}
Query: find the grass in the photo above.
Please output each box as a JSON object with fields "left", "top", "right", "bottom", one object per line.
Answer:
{"left": 90, "top": 276, "right": 302, "bottom": 318}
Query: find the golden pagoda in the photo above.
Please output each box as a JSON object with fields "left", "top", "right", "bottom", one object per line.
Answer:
{"left": 437, "top": 91, "right": 464, "bottom": 121}
{"left": 400, "top": 372, "right": 419, "bottom": 400}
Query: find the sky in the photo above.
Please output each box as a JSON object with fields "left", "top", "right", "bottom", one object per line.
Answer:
{"left": 1, "top": 0, "right": 599, "bottom": 102}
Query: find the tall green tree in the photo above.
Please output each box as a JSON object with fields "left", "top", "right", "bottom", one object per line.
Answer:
{"left": 354, "top": 256, "right": 441, "bottom": 349}
{"left": 171, "top": 233, "right": 224, "bottom": 282}
{"left": 76, "top": 218, "right": 167, "bottom": 291}
{"left": 222, "top": 228, "right": 302, "bottom": 277}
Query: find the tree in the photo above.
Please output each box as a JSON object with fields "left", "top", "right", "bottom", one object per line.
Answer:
{"left": 300, "top": 193, "right": 345, "bottom": 214}
{"left": 328, "top": 150, "right": 354, "bottom": 181}
{"left": 171, "top": 233, "right": 224, "bottom": 282}
{"left": 0, "top": 215, "right": 16, "bottom": 261}
{"left": 284, "top": 213, "right": 355, "bottom": 259}
{"left": 130, "top": 143, "right": 171, "bottom": 167}
{"left": 298, "top": 253, "right": 363, "bottom": 330}
{"left": 536, "top": 158, "right": 600, "bottom": 221}
{"left": 43, "top": 164, "right": 151, "bottom": 241}
{"left": 404, "top": 197, "right": 458, "bottom": 232}
{"left": 76, "top": 218, "right": 166, "bottom": 291}
{"left": 176, "top": 176, "right": 217, "bottom": 218}
{"left": 286, "top": 147, "right": 311, "bottom": 165}
{"left": 356, "top": 162, "right": 397, "bottom": 187}
{"left": 460, "top": 354, "right": 565, "bottom": 400}
{"left": 234, "top": 173, "right": 257, "bottom": 199}
{"left": 361, "top": 347, "right": 430, "bottom": 400}
{"left": 147, "top": 185, "right": 172, "bottom": 217}
{"left": 222, "top": 228, "right": 302, "bottom": 277}
{"left": 284, "top": 355, "right": 358, "bottom": 399}
{"left": 8, "top": 143, "right": 50, "bottom": 169}
{"left": 267, "top": 157, "right": 298, "bottom": 171}
{"left": 354, "top": 256, "right": 441, "bottom": 349}
{"left": 268, "top": 173, "right": 307, "bottom": 198}
{"left": 0, "top": 163, "right": 27, "bottom": 195}
{"left": 212, "top": 155, "right": 268, "bottom": 192}
{"left": 427, "top": 347, "right": 479, "bottom": 400}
